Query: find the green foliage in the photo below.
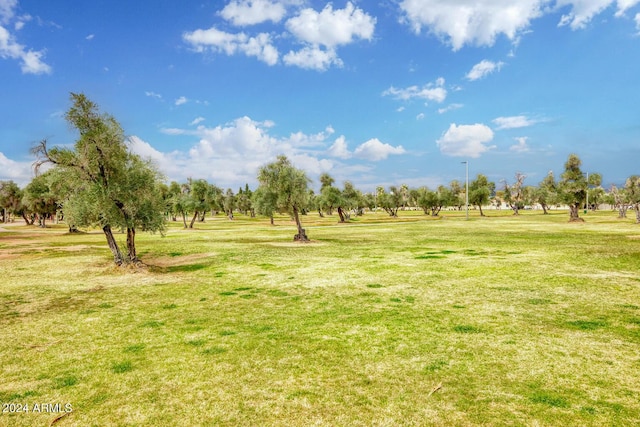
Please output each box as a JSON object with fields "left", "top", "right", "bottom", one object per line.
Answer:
{"left": 257, "top": 155, "right": 309, "bottom": 217}
{"left": 32, "top": 92, "right": 166, "bottom": 263}
{"left": 21, "top": 172, "right": 58, "bottom": 226}
{"left": 257, "top": 155, "right": 310, "bottom": 239}
{"left": 469, "top": 174, "right": 494, "bottom": 215}
{"left": 0, "top": 180, "right": 25, "bottom": 221}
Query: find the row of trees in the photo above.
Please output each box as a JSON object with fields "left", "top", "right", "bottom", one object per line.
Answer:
{"left": 2, "top": 93, "right": 639, "bottom": 265}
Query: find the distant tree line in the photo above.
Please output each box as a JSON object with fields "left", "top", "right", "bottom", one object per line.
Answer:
{"left": 2, "top": 93, "right": 640, "bottom": 266}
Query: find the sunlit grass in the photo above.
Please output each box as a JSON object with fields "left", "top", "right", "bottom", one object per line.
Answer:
{"left": 1, "top": 209, "right": 639, "bottom": 426}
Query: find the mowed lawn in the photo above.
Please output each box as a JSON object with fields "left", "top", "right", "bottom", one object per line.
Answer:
{"left": 1, "top": 210, "right": 639, "bottom": 426}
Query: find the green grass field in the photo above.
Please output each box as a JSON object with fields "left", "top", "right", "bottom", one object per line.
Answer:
{"left": 1, "top": 209, "right": 639, "bottom": 426}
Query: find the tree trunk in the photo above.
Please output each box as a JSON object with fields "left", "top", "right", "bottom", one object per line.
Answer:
{"left": 618, "top": 205, "right": 627, "bottom": 218}
{"left": 126, "top": 227, "right": 138, "bottom": 263}
{"left": 317, "top": 208, "right": 324, "bottom": 218}
{"left": 478, "top": 204, "right": 485, "bottom": 217}
{"left": 189, "top": 211, "right": 198, "bottom": 228}
{"left": 270, "top": 215, "right": 274, "bottom": 226}
{"left": 337, "top": 206, "right": 346, "bottom": 223}
{"left": 635, "top": 204, "right": 640, "bottom": 224}
{"left": 103, "top": 225, "right": 125, "bottom": 265}
{"left": 569, "top": 204, "right": 584, "bottom": 222}
{"left": 292, "top": 206, "right": 309, "bottom": 242}
{"left": 181, "top": 212, "right": 187, "bottom": 228}
{"left": 541, "top": 203, "right": 548, "bottom": 215}
{"left": 199, "top": 211, "right": 206, "bottom": 222}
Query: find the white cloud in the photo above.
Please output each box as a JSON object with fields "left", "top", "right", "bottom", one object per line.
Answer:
{"left": 466, "top": 60, "right": 504, "bottom": 81}
{"left": 438, "top": 103, "right": 463, "bottom": 114}
{"left": 382, "top": 78, "right": 447, "bottom": 103}
{"left": 635, "top": 12, "right": 640, "bottom": 31}
{"left": 416, "top": 113, "right": 425, "bottom": 120}
{"left": 175, "top": 96, "right": 188, "bottom": 106}
{"left": 85, "top": 34, "right": 94, "bottom": 40}
{"left": 556, "top": 0, "right": 640, "bottom": 29}
{"left": 220, "top": 0, "right": 287, "bottom": 26}
{"left": 492, "top": 115, "right": 537, "bottom": 130}
{"left": 436, "top": 123, "right": 495, "bottom": 158}
{"left": 0, "top": 21, "right": 51, "bottom": 74}
{"left": 183, "top": 27, "right": 279, "bottom": 66}
{"left": 156, "top": 116, "right": 341, "bottom": 186}
{"left": 328, "top": 136, "right": 352, "bottom": 159}
{"left": 353, "top": 138, "right": 405, "bottom": 161}
{"left": 0, "top": 0, "right": 17, "bottom": 23}
{"left": 190, "top": 116, "right": 205, "bottom": 126}
{"left": 399, "top": 0, "right": 545, "bottom": 50}
{"left": 399, "top": 0, "right": 639, "bottom": 48}
{"left": 510, "top": 137, "right": 530, "bottom": 152}
{"left": 283, "top": 46, "right": 341, "bottom": 71}
{"left": 0, "top": 151, "right": 33, "bottom": 184}
{"left": 285, "top": 2, "right": 375, "bottom": 48}
{"left": 145, "top": 91, "right": 162, "bottom": 99}
{"left": 616, "top": 0, "right": 640, "bottom": 17}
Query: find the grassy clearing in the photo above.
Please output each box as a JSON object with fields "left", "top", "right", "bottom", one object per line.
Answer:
{"left": 1, "top": 210, "right": 639, "bottom": 426}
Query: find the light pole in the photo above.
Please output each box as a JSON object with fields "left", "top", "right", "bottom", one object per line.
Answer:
{"left": 461, "top": 161, "right": 469, "bottom": 220}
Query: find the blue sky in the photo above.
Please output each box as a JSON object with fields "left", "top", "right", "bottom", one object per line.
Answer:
{"left": 1, "top": 0, "right": 639, "bottom": 192}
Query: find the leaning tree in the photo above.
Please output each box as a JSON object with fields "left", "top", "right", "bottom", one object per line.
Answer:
{"left": 257, "top": 155, "right": 310, "bottom": 241}
{"left": 32, "top": 92, "right": 165, "bottom": 265}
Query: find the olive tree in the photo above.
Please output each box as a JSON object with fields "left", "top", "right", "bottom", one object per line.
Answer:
{"left": 257, "top": 155, "right": 310, "bottom": 241}
{"left": 558, "top": 154, "right": 587, "bottom": 222}
{"left": 625, "top": 175, "right": 640, "bottom": 223}
{"left": 22, "top": 171, "right": 58, "bottom": 228}
{"left": 32, "top": 92, "right": 165, "bottom": 265}
{"left": 468, "top": 174, "right": 494, "bottom": 217}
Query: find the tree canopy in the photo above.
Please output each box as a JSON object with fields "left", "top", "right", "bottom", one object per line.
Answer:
{"left": 257, "top": 155, "right": 310, "bottom": 241}
{"left": 32, "top": 92, "right": 165, "bottom": 265}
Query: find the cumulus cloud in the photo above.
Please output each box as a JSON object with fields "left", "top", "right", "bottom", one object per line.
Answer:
{"left": 154, "top": 116, "right": 342, "bottom": 186}
{"left": 328, "top": 136, "right": 352, "bottom": 159}
{"left": 219, "top": 0, "right": 287, "bottom": 26}
{"left": 183, "top": 27, "right": 279, "bottom": 66}
{"left": 283, "top": 2, "right": 375, "bottom": 71}
{"left": 283, "top": 46, "right": 342, "bottom": 71}
{"left": 416, "top": 113, "right": 425, "bottom": 120}
{"left": 399, "top": 0, "right": 639, "bottom": 48}
{"left": 85, "top": 34, "right": 94, "bottom": 40}
{"left": 0, "top": 20, "right": 51, "bottom": 74}
{"left": 185, "top": 1, "right": 373, "bottom": 71}
{"left": 436, "top": 123, "right": 495, "bottom": 158}
{"left": 382, "top": 77, "right": 447, "bottom": 103}
{"left": 145, "top": 91, "right": 162, "bottom": 99}
{"left": 556, "top": 0, "right": 640, "bottom": 29}
{"left": 286, "top": 2, "right": 375, "bottom": 48}
{"left": 492, "top": 115, "right": 537, "bottom": 130}
{"left": 0, "top": 0, "right": 17, "bottom": 23}
{"left": 0, "top": 151, "right": 33, "bottom": 184}
{"left": 399, "top": 0, "right": 545, "bottom": 50}
{"left": 466, "top": 60, "right": 504, "bottom": 81}
{"left": 353, "top": 138, "right": 405, "bottom": 161}
{"left": 510, "top": 137, "right": 530, "bottom": 152}
{"left": 175, "top": 96, "right": 187, "bottom": 106}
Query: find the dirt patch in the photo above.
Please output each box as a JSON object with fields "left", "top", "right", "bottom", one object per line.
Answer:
{"left": 144, "top": 252, "right": 217, "bottom": 268}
